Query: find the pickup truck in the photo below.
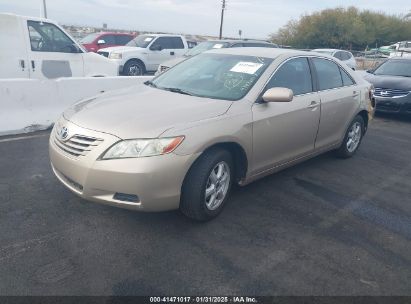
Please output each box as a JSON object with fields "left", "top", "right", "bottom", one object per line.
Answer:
{"left": 0, "top": 13, "right": 118, "bottom": 79}
{"left": 97, "top": 34, "right": 189, "bottom": 75}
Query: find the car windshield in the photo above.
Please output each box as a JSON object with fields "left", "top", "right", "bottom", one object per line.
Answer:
{"left": 80, "top": 33, "right": 100, "bottom": 44}
{"left": 150, "top": 53, "right": 273, "bottom": 101}
{"left": 373, "top": 60, "right": 411, "bottom": 77}
{"left": 126, "top": 35, "right": 155, "bottom": 48}
{"left": 185, "top": 41, "right": 230, "bottom": 57}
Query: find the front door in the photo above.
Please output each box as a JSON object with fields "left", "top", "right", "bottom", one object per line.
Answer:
{"left": 252, "top": 57, "right": 321, "bottom": 174}
{"left": 147, "top": 37, "right": 181, "bottom": 71}
{"left": 25, "top": 20, "right": 84, "bottom": 79}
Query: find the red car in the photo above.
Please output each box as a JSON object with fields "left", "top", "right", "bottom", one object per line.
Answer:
{"left": 80, "top": 32, "right": 136, "bottom": 52}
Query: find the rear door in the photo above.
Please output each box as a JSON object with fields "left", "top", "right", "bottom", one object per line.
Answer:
{"left": 25, "top": 20, "right": 84, "bottom": 79}
{"left": 311, "top": 57, "right": 359, "bottom": 148}
{"left": 252, "top": 57, "right": 321, "bottom": 173}
{"left": 0, "top": 14, "right": 30, "bottom": 78}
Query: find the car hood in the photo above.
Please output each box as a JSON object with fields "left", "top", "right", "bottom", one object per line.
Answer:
{"left": 63, "top": 84, "right": 233, "bottom": 139}
{"left": 364, "top": 73, "right": 411, "bottom": 91}
{"left": 98, "top": 46, "right": 143, "bottom": 54}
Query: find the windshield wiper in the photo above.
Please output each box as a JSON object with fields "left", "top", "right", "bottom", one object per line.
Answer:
{"left": 144, "top": 80, "right": 158, "bottom": 88}
{"left": 162, "top": 87, "right": 194, "bottom": 96}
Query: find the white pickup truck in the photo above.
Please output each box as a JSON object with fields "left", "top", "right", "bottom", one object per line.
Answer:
{"left": 97, "top": 34, "right": 189, "bottom": 75}
{"left": 0, "top": 13, "right": 118, "bottom": 79}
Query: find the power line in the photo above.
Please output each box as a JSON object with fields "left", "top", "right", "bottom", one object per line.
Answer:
{"left": 219, "top": 0, "right": 226, "bottom": 39}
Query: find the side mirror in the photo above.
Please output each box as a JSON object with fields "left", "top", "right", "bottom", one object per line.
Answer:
{"left": 97, "top": 39, "right": 106, "bottom": 45}
{"left": 262, "top": 87, "right": 294, "bottom": 103}
{"left": 150, "top": 45, "right": 163, "bottom": 51}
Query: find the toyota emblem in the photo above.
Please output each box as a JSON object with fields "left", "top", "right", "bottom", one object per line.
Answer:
{"left": 58, "top": 126, "right": 69, "bottom": 141}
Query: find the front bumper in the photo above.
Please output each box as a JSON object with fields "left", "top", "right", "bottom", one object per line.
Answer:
{"left": 49, "top": 118, "right": 199, "bottom": 212}
{"left": 375, "top": 94, "right": 411, "bottom": 114}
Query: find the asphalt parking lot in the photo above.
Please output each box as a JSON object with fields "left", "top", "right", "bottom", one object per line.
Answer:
{"left": 0, "top": 114, "right": 411, "bottom": 296}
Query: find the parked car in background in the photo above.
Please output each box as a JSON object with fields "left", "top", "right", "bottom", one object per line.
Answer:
{"left": 312, "top": 49, "right": 357, "bottom": 70}
{"left": 98, "top": 34, "right": 189, "bottom": 76}
{"left": 156, "top": 39, "right": 279, "bottom": 74}
{"left": 80, "top": 32, "right": 136, "bottom": 52}
{"left": 0, "top": 13, "right": 118, "bottom": 79}
{"left": 364, "top": 57, "right": 411, "bottom": 114}
{"left": 50, "top": 48, "right": 373, "bottom": 221}
{"left": 389, "top": 41, "right": 411, "bottom": 58}
{"left": 187, "top": 41, "right": 198, "bottom": 49}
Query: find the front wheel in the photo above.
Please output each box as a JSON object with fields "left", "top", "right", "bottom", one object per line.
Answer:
{"left": 123, "top": 60, "right": 145, "bottom": 76}
{"left": 336, "top": 115, "right": 364, "bottom": 158}
{"left": 180, "top": 148, "right": 233, "bottom": 221}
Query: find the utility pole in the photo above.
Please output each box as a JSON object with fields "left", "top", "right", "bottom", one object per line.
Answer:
{"left": 42, "top": 0, "right": 48, "bottom": 18}
{"left": 219, "top": 0, "right": 226, "bottom": 40}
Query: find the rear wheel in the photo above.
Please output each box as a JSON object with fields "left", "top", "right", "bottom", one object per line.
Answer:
{"left": 336, "top": 115, "right": 364, "bottom": 158}
{"left": 124, "top": 60, "right": 145, "bottom": 76}
{"left": 180, "top": 148, "right": 233, "bottom": 221}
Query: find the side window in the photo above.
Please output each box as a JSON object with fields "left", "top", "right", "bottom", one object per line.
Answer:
{"left": 170, "top": 37, "right": 185, "bottom": 49}
{"left": 101, "top": 35, "right": 116, "bottom": 45}
{"left": 312, "top": 58, "right": 343, "bottom": 90}
{"left": 265, "top": 57, "right": 313, "bottom": 96}
{"left": 340, "top": 68, "right": 355, "bottom": 86}
{"left": 231, "top": 43, "right": 244, "bottom": 48}
{"left": 27, "top": 20, "right": 78, "bottom": 53}
{"left": 151, "top": 37, "right": 173, "bottom": 49}
{"left": 334, "top": 51, "right": 343, "bottom": 60}
{"left": 116, "top": 35, "right": 133, "bottom": 45}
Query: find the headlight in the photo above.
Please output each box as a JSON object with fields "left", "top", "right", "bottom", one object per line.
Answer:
{"left": 109, "top": 52, "right": 122, "bottom": 59}
{"left": 101, "top": 136, "right": 185, "bottom": 160}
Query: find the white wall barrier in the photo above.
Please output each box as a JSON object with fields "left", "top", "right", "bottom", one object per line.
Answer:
{"left": 0, "top": 76, "right": 152, "bottom": 136}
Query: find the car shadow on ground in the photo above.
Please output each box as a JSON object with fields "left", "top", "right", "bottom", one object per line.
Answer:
{"left": 374, "top": 112, "right": 411, "bottom": 123}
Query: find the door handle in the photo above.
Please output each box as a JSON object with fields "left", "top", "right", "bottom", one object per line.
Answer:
{"left": 170, "top": 51, "right": 175, "bottom": 55}
{"left": 307, "top": 101, "right": 320, "bottom": 109}
{"left": 31, "top": 60, "right": 36, "bottom": 71}
{"left": 19, "top": 60, "right": 25, "bottom": 70}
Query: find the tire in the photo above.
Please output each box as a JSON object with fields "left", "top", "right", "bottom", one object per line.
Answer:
{"left": 123, "top": 60, "right": 145, "bottom": 76}
{"left": 180, "top": 148, "right": 233, "bottom": 221}
{"left": 335, "top": 115, "right": 364, "bottom": 158}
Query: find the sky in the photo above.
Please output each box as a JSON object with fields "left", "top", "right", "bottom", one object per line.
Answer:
{"left": 0, "top": 0, "right": 409, "bottom": 39}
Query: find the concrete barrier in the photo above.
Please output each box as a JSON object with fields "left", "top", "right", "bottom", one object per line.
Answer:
{"left": 0, "top": 76, "right": 152, "bottom": 136}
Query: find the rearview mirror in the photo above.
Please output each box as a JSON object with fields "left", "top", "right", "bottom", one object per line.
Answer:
{"left": 97, "top": 39, "right": 106, "bottom": 45}
{"left": 262, "top": 87, "right": 294, "bottom": 103}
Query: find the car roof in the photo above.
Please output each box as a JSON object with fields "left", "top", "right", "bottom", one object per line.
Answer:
{"left": 206, "top": 47, "right": 316, "bottom": 59}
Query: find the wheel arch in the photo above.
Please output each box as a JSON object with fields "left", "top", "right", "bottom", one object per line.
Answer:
{"left": 357, "top": 109, "right": 369, "bottom": 134}
{"left": 186, "top": 141, "right": 249, "bottom": 184}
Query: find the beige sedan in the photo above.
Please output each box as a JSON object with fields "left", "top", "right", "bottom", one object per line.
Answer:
{"left": 50, "top": 48, "right": 374, "bottom": 221}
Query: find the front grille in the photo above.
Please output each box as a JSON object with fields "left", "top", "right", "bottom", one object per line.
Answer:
{"left": 374, "top": 87, "right": 410, "bottom": 98}
{"left": 98, "top": 51, "right": 109, "bottom": 58}
{"left": 54, "top": 134, "right": 103, "bottom": 158}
